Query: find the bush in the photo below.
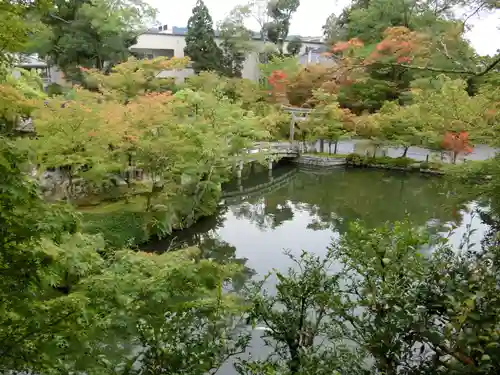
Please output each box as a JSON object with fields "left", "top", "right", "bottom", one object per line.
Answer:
{"left": 391, "top": 157, "right": 413, "bottom": 168}
{"left": 372, "top": 156, "right": 393, "bottom": 166}
{"left": 347, "top": 154, "right": 418, "bottom": 170}
{"left": 420, "top": 161, "right": 442, "bottom": 171}
{"left": 81, "top": 209, "right": 150, "bottom": 248}
{"left": 346, "top": 153, "right": 367, "bottom": 166}
{"left": 46, "top": 83, "right": 64, "bottom": 97}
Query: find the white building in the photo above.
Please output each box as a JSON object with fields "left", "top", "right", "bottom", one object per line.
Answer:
{"left": 129, "top": 25, "right": 330, "bottom": 82}
{"left": 13, "top": 54, "right": 65, "bottom": 87}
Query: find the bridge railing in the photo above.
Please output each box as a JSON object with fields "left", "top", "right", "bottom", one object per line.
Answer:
{"left": 251, "top": 141, "right": 300, "bottom": 153}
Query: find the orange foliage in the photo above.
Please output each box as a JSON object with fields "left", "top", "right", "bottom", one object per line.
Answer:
{"left": 332, "top": 41, "right": 350, "bottom": 53}
{"left": 366, "top": 27, "right": 428, "bottom": 65}
{"left": 332, "top": 38, "right": 364, "bottom": 53}
{"left": 286, "top": 65, "right": 332, "bottom": 107}
{"left": 441, "top": 131, "right": 473, "bottom": 162}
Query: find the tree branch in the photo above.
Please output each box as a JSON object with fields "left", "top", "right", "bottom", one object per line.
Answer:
{"left": 461, "top": 2, "right": 489, "bottom": 32}
{"left": 476, "top": 55, "right": 500, "bottom": 77}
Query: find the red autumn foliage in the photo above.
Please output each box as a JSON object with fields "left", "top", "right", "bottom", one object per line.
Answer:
{"left": 441, "top": 131, "right": 473, "bottom": 163}
{"left": 268, "top": 70, "right": 289, "bottom": 103}
{"left": 268, "top": 70, "right": 288, "bottom": 87}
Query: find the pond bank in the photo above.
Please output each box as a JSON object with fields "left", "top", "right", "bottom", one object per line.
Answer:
{"left": 79, "top": 153, "right": 451, "bottom": 249}
{"left": 293, "top": 153, "right": 445, "bottom": 175}
{"left": 293, "top": 154, "right": 346, "bottom": 168}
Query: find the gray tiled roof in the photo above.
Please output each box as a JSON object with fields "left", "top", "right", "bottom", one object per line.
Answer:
{"left": 144, "top": 26, "right": 324, "bottom": 45}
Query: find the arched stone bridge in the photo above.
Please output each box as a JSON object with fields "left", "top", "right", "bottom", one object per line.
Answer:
{"left": 247, "top": 141, "right": 300, "bottom": 158}
{"left": 235, "top": 141, "right": 300, "bottom": 178}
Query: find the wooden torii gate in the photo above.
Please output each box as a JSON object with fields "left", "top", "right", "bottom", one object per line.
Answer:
{"left": 281, "top": 105, "right": 312, "bottom": 142}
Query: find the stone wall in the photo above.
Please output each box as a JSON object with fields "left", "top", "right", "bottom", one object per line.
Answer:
{"left": 293, "top": 155, "right": 346, "bottom": 167}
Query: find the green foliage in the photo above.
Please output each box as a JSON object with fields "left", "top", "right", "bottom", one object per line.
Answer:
{"left": 259, "top": 55, "right": 300, "bottom": 88}
{"left": 322, "top": 13, "right": 347, "bottom": 45}
{"left": 265, "top": 0, "right": 301, "bottom": 54}
{"left": 286, "top": 37, "right": 303, "bottom": 56}
{"left": 1, "top": 134, "right": 247, "bottom": 373}
{"left": 241, "top": 218, "right": 500, "bottom": 374}
{"left": 80, "top": 206, "right": 149, "bottom": 248}
{"left": 0, "top": 68, "right": 47, "bottom": 136}
{"left": 243, "top": 250, "right": 366, "bottom": 375}
{"left": 184, "top": 71, "right": 266, "bottom": 110}
{"left": 2, "top": 1, "right": 500, "bottom": 372}
{"left": 219, "top": 7, "right": 254, "bottom": 78}
{"left": 135, "top": 292, "right": 249, "bottom": 375}
{"left": 345, "top": 153, "right": 437, "bottom": 171}
{"left": 303, "top": 90, "right": 354, "bottom": 145}
{"left": 185, "top": 0, "right": 223, "bottom": 74}
{"left": 338, "top": 78, "right": 398, "bottom": 114}
{"left": 46, "top": 82, "right": 64, "bottom": 97}
{"left": 0, "top": 0, "right": 51, "bottom": 62}
{"left": 32, "top": 0, "right": 157, "bottom": 82}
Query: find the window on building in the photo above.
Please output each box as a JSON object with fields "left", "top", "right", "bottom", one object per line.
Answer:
{"left": 154, "top": 49, "right": 175, "bottom": 58}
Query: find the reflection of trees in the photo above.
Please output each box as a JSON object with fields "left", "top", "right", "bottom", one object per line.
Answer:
{"left": 229, "top": 169, "right": 466, "bottom": 235}
{"left": 142, "top": 206, "right": 255, "bottom": 292}
{"left": 231, "top": 197, "right": 295, "bottom": 230}
{"left": 477, "top": 203, "right": 500, "bottom": 249}
{"left": 198, "top": 237, "right": 256, "bottom": 292}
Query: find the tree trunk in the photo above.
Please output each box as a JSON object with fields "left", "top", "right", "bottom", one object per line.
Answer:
{"left": 334, "top": 141, "right": 338, "bottom": 154}
{"left": 66, "top": 172, "right": 73, "bottom": 203}
{"left": 146, "top": 193, "right": 152, "bottom": 212}
{"left": 402, "top": 146, "right": 409, "bottom": 157}
{"left": 319, "top": 139, "right": 324, "bottom": 153}
{"left": 288, "top": 344, "right": 301, "bottom": 374}
{"left": 453, "top": 151, "right": 458, "bottom": 164}
{"left": 328, "top": 142, "right": 332, "bottom": 154}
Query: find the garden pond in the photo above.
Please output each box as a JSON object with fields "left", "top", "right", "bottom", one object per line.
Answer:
{"left": 140, "top": 161, "right": 489, "bottom": 372}
{"left": 141, "top": 161, "right": 488, "bottom": 280}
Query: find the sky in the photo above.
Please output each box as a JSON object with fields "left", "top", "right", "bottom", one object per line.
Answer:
{"left": 148, "top": 0, "right": 499, "bottom": 56}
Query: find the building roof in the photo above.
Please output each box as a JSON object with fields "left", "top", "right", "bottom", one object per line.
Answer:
{"left": 144, "top": 26, "right": 325, "bottom": 45}
{"left": 13, "top": 54, "right": 48, "bottom": 68}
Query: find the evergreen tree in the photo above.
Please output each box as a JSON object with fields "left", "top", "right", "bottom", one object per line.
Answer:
{"left": 184, "top": 0, "right": 223, "bottom": 74}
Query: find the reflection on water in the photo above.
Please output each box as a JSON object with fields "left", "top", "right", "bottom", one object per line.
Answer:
{"left": 143, "top": 163, "right": 487, "bottom": 280}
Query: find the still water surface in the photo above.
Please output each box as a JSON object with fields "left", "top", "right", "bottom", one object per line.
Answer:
{"left": 141, "top": 162, "right": 488, "bottom": 372}
{"left": 143, "top": 162, "right": 487, "bottom": 279}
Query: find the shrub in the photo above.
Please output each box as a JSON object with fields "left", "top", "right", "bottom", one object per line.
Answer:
{"left": 390, "top": 157, "right": 413, "bottom": 168}
{"left": 46, "top": 83, "right": 64, "bottom": 97}
{"left": 346, "top": 153, "right": 366, "bottom": 166}
{"left": 420, "top": 161, "right": 430, "bottom": 170}
{"left": 372, "top": 156, "right": 393, "bottom": 166}
{"left": 81, "top": 209, "right": 150, "bottom": 248}
{"left": 420, "top": 161, "right": 442, "bottom": 171}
